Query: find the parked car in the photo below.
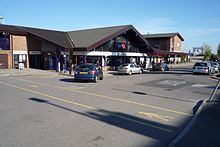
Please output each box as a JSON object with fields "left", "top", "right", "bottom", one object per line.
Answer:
{"left": 193, "top": 61, "right": 214, "bottom": 75}
{"left": 74, "top": 63, "right": 103, "bottom": 82}
{"left": 210, "top": 62, "right": 219, "bottom": 73}
{"left": 152, "top": 63, "right": 169, "bottom": 71}
{"left": 117, "top": 63, "right": 143, "bottom": 75}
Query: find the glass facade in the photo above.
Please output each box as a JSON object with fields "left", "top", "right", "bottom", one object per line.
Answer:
{"left": 95, "top": 35, "right": 138, "bottom": 53}
{"left": 89, "top": 35, "right": 141, "bottom": 67}
{"left": 14, "top": 54, "right": 27, "bottom": 68}
{"left": 0, "top": 32, "right": 10, "bottom": 50}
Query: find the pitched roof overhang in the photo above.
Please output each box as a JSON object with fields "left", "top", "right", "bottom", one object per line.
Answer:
{"left": 0, "top": 24, "right": 149, "bottom": 51}
{"left": 0, "top": 24, "right": 73, "bottom": 48}
{"left": 67, "top": 25, "right": 149, "bottom": 51}
{"left": 0, "top": 24, "right": 27, "bottom": 35}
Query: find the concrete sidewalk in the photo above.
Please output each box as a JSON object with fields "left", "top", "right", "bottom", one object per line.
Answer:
{"left": 0, "top": 68, "right": 114, "bottom": 77}
{"left": 169, "top": 80, "right": 220, "bottom": 147}
{"left": 0, "top": 62, "right": 195, "bottom": 77}
{"left": 174, "top": 100, "right": 220, "bottom": 147}
{"left": 168, "top": 62, "right": 195, "bottom": 68}
{"left": 0, "top": 68, "right": 59, "bottom": 76}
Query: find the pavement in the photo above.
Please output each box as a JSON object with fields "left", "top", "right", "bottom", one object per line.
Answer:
{"left": 0, "top": 62, "right": 195, "bottom": 77}
{"left": 0, "top": 68, "right": 59, "bottom": 76}
{"left": 169, "top": 80, "right": 220, "bottom": 147}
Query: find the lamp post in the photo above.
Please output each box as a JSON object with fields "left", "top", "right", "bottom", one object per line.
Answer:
{"left": 0, "top": 16, "right": 4, "bottom": 24}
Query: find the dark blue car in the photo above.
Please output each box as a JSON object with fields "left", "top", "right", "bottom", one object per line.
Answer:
{"left": 74, "top": 63, "right": 103, "bottom": 83}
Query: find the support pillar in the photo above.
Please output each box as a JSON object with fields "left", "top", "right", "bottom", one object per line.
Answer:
{"left": 63, "top": 49, "right": 67, "bottom": 73}
{"left": 56, "top": 48, "right": 59, "bottom": 72}
{"left": 84, "top": 55, "right": 87, "bottom": 63}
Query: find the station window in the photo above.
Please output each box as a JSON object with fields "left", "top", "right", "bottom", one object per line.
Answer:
{"left": 0, "top": 32, "right": 10, "bottom": 50}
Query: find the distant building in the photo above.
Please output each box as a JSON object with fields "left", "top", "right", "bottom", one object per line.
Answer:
{"left": 143, "top": 33, "right": 188, "bottom": 64}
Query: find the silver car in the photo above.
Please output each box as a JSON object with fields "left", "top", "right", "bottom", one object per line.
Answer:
{"left": 210, "top": 62, "right": 219, "bottom": 73}
{"left": 193, "top": 61, "right": 214, "bottom": 75}
{"left": 117, "top": 63, "right": 143, "bottom": 75}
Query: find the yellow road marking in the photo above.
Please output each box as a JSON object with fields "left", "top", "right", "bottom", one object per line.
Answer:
{"left": 0, "top": 81, "right": 173, "bottom": 133}
{"left": 11, "top": 77, "right": 192, "bottom": 116}
{"left": 138, "top": 112, "right": 173, "bottom": 122}
{"left": 31, "top": 85, "right": 38, "bottom": 88}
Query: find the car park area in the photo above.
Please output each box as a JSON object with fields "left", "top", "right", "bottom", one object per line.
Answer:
{"left": 0, "top": 65, "right": 219, "bottom": 147}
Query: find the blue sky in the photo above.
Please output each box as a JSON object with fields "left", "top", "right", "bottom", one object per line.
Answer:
{"left": 1, "top": 0, "right": 220, "bottom": 53}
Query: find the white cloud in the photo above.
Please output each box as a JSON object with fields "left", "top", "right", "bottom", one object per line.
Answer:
{"left": 135, "top": 17, "right": 176, "bottom": 34}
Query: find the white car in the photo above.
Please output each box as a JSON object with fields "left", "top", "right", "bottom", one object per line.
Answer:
{"left": 193, "top": 61, "right": 214, "bottom": 75}
{"left": 117, "top": 63, "right": 143, "bottom": 75}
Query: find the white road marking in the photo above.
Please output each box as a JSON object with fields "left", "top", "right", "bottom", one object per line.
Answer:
{"left": 192, "top": 84, "right": 209, "bottom": 87}
{"left": 157, "top": 80, "right": 186, "bottom": 87}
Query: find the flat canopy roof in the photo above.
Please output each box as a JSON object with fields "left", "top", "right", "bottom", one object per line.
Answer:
{"left": 147, "top": 48, "right": 187, "bottom": 56}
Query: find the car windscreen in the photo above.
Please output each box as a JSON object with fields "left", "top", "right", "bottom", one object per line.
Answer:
{"left": 78, "top": 64, "right": 94, "bottom": 70}
{"left": 194, "top": 63, "right": 207, "bottom": 66}
{"left": 120, "top": 64, "right": 129, "bottom": 67}
{"left": 210, "top": 63, "right": 217, "bottom": 66}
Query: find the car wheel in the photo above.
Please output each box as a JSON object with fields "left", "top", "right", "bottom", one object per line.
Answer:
{"left": 128, "top": 70, "right": 132, "bottom": 75}
{"left": 208, "top": 71, "right": 212, "bottom": 75}
{"left": 139, "top": 70, "right": 143, "bottom": 74}
{"left": 93, "top": 76, "right": 98, "bottom": 83}
{"left": 100, "top": 75, "right": 103, "bottom": 80}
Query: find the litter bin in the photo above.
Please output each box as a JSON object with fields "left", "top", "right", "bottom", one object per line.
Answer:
{"left": 18, "top": 63, "right": 24, "bottom": 70}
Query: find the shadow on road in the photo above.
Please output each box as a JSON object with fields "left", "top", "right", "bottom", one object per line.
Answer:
{"left": 28, "top": 97, "right": 181, "bottom": 147}
{"left": 113, "top": 88, "right": 197, "bottom": 103}
{"left": 59, "top": 78, "right": 93, "bottom": 83}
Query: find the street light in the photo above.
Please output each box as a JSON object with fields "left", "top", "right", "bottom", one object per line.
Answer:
{"left": 0, "top": 16, "right": 4, "bottom": 24}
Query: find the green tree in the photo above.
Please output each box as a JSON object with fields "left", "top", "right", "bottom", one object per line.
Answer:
{"left": 203, "top": 43, "right": 212, "bottom": 61}
{"left": 217, "top": 44, "right": 220, "bottom": 56}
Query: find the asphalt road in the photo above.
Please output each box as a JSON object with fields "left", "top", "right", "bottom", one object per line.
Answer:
{"left": 0, "top": 65, "right": 218, "bottom": 147}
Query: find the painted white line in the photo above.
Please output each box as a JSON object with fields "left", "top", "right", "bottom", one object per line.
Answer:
{"left": 192, "top": 84, "right": 209, "bottom": 87}
{"left": 157, "top": 80, "right": 186, "bottom": 87}
{"left": 0, "top": 74, "right": 10, "bottom": 76}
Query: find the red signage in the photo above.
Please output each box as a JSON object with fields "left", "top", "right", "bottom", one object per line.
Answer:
{"left": 122, "top": 43, "right": 126, "bottom": 49}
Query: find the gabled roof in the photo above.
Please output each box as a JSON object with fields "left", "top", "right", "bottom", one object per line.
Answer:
{"left": 67, "top": 25, "right": 148, "bottom": 51}
{"left": 24, "top": 27, "right": 73, "bottom": 48}
{"left": 0, "top": 24, "right": 148, "bottom": 51}
{"left": 0, "top": 24, "right": 73, "bottom": 48}
{"left": 143, "top": 32, "right": 184, "bottom": 41}
{"left": 0, "top": 24, "right": 27, "bottom": 34}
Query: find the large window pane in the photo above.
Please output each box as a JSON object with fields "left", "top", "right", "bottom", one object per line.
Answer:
{"left": 0, "top": 32, "right": 10, "bottom": 50}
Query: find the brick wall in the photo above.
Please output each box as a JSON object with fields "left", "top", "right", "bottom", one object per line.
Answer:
{"left": 12, "top": 35, "right": 27, "bottom": 51}
{"left": 174, "top": 35, "right": 182, "bottom": 52}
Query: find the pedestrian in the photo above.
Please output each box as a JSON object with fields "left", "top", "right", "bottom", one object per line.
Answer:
{"left": 69, "top": 62, "right": 72, "bottom": 75}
